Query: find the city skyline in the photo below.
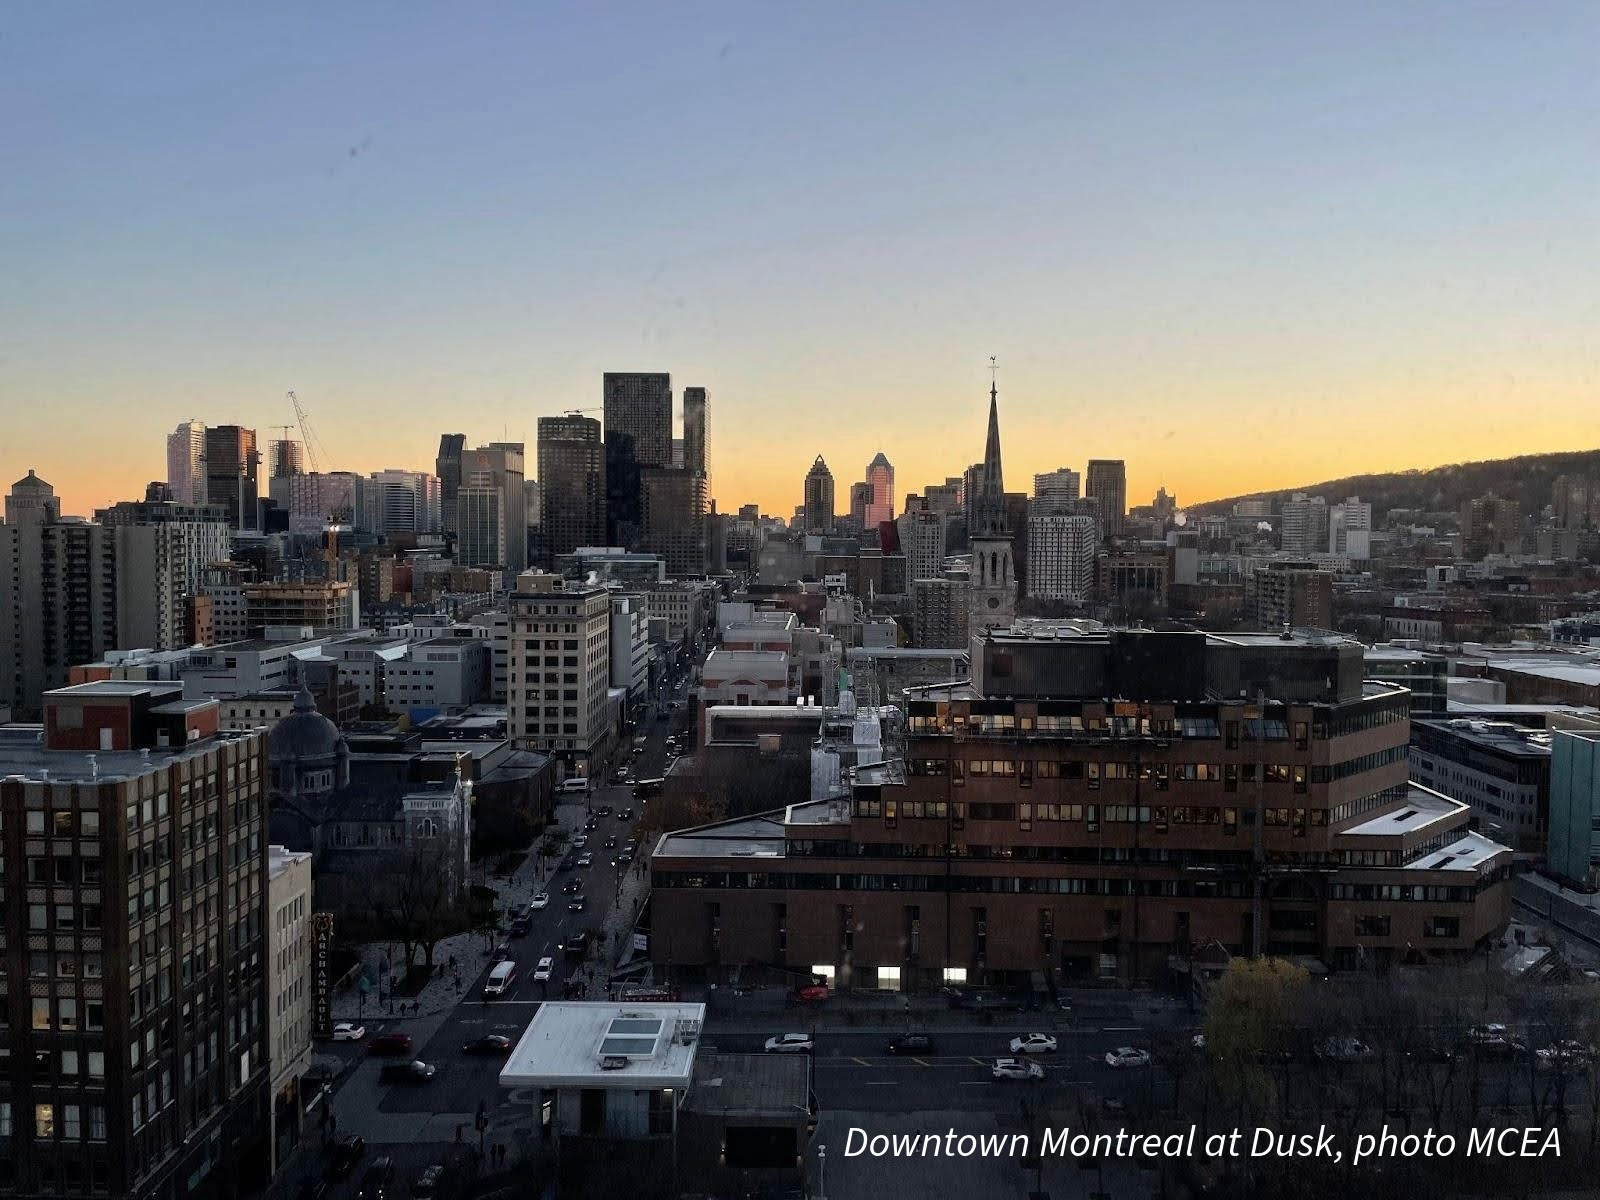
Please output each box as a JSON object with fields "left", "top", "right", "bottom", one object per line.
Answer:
{"left": 5, "top": 4, "right": 1599, "bottom": 517}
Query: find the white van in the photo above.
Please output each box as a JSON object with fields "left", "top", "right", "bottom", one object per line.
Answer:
{"left": 559, "top": 777, "right": 590, "bottom": 795}
{"left": 484, "top": 961, "right": 518, "bottom": 997}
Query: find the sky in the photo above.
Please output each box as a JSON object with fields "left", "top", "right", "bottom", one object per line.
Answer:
{"left": 3, "top": 2, "right": 1598, "bottom": 519}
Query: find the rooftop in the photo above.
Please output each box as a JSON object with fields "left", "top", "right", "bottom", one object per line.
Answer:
{"left": 0, "top": 723, "right": 258, "bottom": 783}
{"left": 1414, "top": 718, "right": 1555, "bottom": 758}
{"left": 686, "top": 1053, "right": 810, "bottom": 1117}
{"left": 500, "top": 1002, "right": 705, "bottom": 1090}
{"left": 1411, "top": 831, "right": 1507, "bottom": 874}
{"left": 654, "top": 812, "right": 787, "bottom": 860}
{"left": 1342, "top": 784, "right": 1465, "bottom": 839}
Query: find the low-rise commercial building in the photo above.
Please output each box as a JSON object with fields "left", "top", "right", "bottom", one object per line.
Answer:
{"left": 1410, "top": 718, "right": 1552, "bottom": 855}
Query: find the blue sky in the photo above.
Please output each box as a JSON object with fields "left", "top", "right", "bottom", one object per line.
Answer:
{"left": 3, "top": 2, "right": 1597, "bottom": 514}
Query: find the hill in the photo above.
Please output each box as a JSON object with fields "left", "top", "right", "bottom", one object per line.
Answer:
{"left": 1188, "top": 449, "right": 1600, "bottom": 519}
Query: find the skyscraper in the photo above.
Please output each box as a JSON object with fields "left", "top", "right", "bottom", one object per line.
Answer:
{"left": 461, "top": 443, "right": 527, "bottom": 570}
{"left": 603, "top": 372, "right": 672, "bottom": 546}
{"left": 456, "top": 476, "right": 506, "bottom": 569}
{"left": 1084, "top": 459, "right": 1127, "bottom": 538}
{"left": 436, "top": 433, "right": 466, "bottom": 533}
{"left": 268, "top": 439, "right": 304, "bottom": 479}
{"left": 538, "top": 415, "right": 606, "bottom": 560}
{"left": 203, "top": 425, "right": 260, "bottom": 531}
{"left": 848, "top": 481, "right": 871, "bottom": 530}
{"left": 1027, "top": 512, "right": 1099, "bottom": 601}
{"left": 897, "top": 509, "right": 946, "bottom": 583}
{"left": 803, "top": 456, "right": 836, "bottom": 535}
{"left": 683, "top": 387, "right": 708, "bottom": 476}
{"left": 865, "top": 451, "right": 894, "bottom": 528}
{"left": 358, "top": 470, "right": 443, "bottom": 536}
{"left": 1278, "top": 492, "right": 1329, "bottom": 554}
{"left": 641, "top": 468, "right": 708, "bottom": 576}
{"left": 165, "top": 419, "right": 206, "bottom": 505}
{"left": 1033, "top": 467, "right": 1081, "bottom": 512}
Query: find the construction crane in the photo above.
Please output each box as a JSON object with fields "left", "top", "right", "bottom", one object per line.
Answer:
{"left": 563, "top": 407, "right": 602, "bottom": 417}
{"left": 286, "top": 390, "right": 328, "bottom": 474}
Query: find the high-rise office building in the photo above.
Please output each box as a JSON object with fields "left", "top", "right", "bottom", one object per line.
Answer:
{"left": 803, "top": 456, "right": 836, "bottom": 535}
{"left": 896, "top": 510, "right": 946, "bottom": 584}
{"left": 459, "top": 444, "right": 527, "bottom": 570}
{"left": 203, "top": 425, "right": 259, "bottom": 531}
{"left": 1278, "top": 493, "right": 1329, "bottom": 555}
{"left": 865, "top": 452, "right": 894, "bottom": 528}
{"left": 537, "top": 415, "right": 606, "bottom": 561}
{"left": 166, "top": 420, "right": 207, "bottom": 506}
{"left": 436, "top": 433, "right": 466, "bottom": 534}
{"left": 457, "top": 476, "right": 507, "bottom": 569}
{"left": 682, "top": 387, "right": 708, "bottom": 477}
{"left": 1033, "top": 468, "right": 1081, "bottom": 512}
{"left": 0, "top": 681, "right": 272, "bottom": 1198}
{"left": 358, "top": 470, "right": 442, "bottom": 536}
{"left": 848, "top": 482, "right": 871, "bottom": 530}
{"left": 1084, "top": 460, "right": 1126, "bottom": 538}
{"left": 641, "top": 468, "right": 708, "bottom": 577}
{"left": 1, "top": 473, "right": 117, "bottom": 717}
{"left": 507, "top": 574, "right": 613, "bottom": 774}
{"left": 603, "top": 372, "right": 672, "bottom": 546}
{"left": 1027, "top": 513, "right": 1099, "bottom": 602}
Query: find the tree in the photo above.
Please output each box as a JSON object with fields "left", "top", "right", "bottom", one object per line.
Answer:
{"left": 371, "top": 841, "right": 462, "bottom": 977}
{"left": 1202, "top": 957, "right": 1309, "bottom": 1127}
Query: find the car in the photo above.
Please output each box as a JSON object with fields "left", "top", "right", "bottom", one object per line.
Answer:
{"left": 1315, "top": 1037, "right": 1374, "bottom": 1064}
{"left": 614, "top": 850, "right": 635, "bottom": 865}
{"left": 326, "top": 1133, "right": 367, "bottom": 1177}
{"left": 577, "top": 853, "right": 594, "bottom": 868}
{"left": 568, "top": 896, "right": 588, "bottom": 912}
{"left": 764, "top": 1033, "right": 815, "bottom": 1054}
{"left": 555, "top": 855, "right": 574, "bottom": 873}
{"left": 1469, "top": 1023, "right": 1509, "bottom": 1044}
{"left": 794, "top": 984, "right": 830, "bottom": 1003}
{"left": 530, "top": 892, "right": 550, "bottom": 910}
{"left": 559, "top": 777, "right": 590, "bottom": 795}
{"left": 561, "top": 879, "right": 582, "bottom": 895}
{"left": 533, "top": 956, "right": 555, "bottom": 981}
{"left": 573, "top": 835, "right": 590, "bottom": 849}
{"left": 992, "top": 1057, "right": 1045, "bottom": 1081}
{"left": 596, "top": 804, "right": 613, "bottom": 817}
{"left": 330, "top": 1022, "right": 366, "bottom": 1042}
{"left": 1105, "top": 1047, "right": 1152, "bottom": 1069}
{"left": 584, "top": 817, "right": 599, "bottom": 831}
{"left": 618, "top": 808, "right": 633, "bottom": 821}
{"left": 356, "top": 1157, "right": 394, "bottom": 1200}
{"left": 379, "top": 1059, "right": 437, "bottom": 1083}
{"left": 603, "top": 835, "right": 618, "bottom": 849}
{"left": 462, "top": 1035, "right": 512, "bottom": 1055}
{"left": 612, "top": 770, "right": 630, "bottom": 784}
{"left": 489, "top": 943, "right": 512, "bottom": 963}
{"left": 508, "top": 917, "right": 532, "bottom": 938}
{"left": 1537, "top": 1041, "right": 1592, "bottom": 1070}
{"left": 887, "top": 1033, "right": 934, "bottom": 1055}
{"left": 411, "top": 1165, "right": 447, "bottom": 1200}
{"left": 368, "top": 1032, "right": 412, "bottom": 1057}
{"left": 562, "top": 932, "right": 590, "bottom": 958}
{"left": 1010, "top": 1033, "right": 1058, "bottom": 1055}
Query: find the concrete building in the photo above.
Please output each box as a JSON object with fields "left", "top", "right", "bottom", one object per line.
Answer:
{"left": 456, "top": 476, "right": 507, "bottom": 569}
{"left": 218, "top": 691, "right": 298, "bottom": 732}
{"left": 508, "top": 574, "right": 613, "bottom": 776}
{"left": 610, "top": 594, "right": 652, "bottom": 704}
{"left": 1033, "top": 467, "right": 1081, "bottom": 511}
{"left": 802, "top": 456, "right": 835, "bottom": 536}
{"left": 243, "top": 581, "right": 356, "bottom": 636}
{"left": 682, "top": 387, "right": 708, "bottom": 477}
{"left": 641, "top": 467, "right": 708, "bottom": 577}
{"left": 1461, "top": 493, "right": 1522, "bottom": 559}
{"left": 538, "top": 414, "right": 607, "bottom": 561}
{"left": 268, "top": 438, "right": 304, "bottom": 481}
{"left": 912, "top": 578, "right": 970, "bottom": 649}
{"left": 1410, "top": 718, "right": 1552, "bottom": 854}
{"left": 559, "top": 547, "right": 666, "bottom": 588}
{"left": 383, "top": 637, "right": 492, "bottom": 718}
{"left": 1027, "top": 513, "right": 1098, "bottom": 602}
{"left": 1102, "top": 549, "right": 1170, "bottom": 619}
{"left": 1084, "top": 460, "right": 1126, "bottom": 537}
{"left": 700, "top": 649, "right": 795, "bottom": 711}
{"left": 203, "top": 424, "right": 260, "bottom": 530}
{"left": 1548, "top": 730, "right": 1600, "bottom": 888}
{"left": 896, "top": 510, "right": 945, "bottom": 586}
{"left": 112, "top": 517, "right": 234, "bottom": 651}
{"left": 455, "top": 444, "right": 527, "bottom": 570}
{"left": 1251, "top": 560, "right": 1333, "bottom": 629}
{"left": 1328, "top": 496, "right": 1373, "bottom": 560}
{"left": 1278, "top": 493, "right": 1329, "bottom": 555}
{"left": 652, "top": 628, "right": 1513, "bottom": 986}
{"left": 358, "top": 469, "right": 442, "bottom": 536}
{"left": 287, "top": 471, "right": 359, "bottom": 536}
{"left": 0, "top": 682, "right": 271, "bottom": 1198}
{"left": 179, "top": 634, "right": 341, "bottom": 699}
{"left": 1364, "top": 645, "right": 1450, "bottom": 715}
{"left": 166, "top": 419, "right": 207, "bottom": 505}
{"left": 1, "top": 482, "right": 117, "bottom": 718}
{"left": 267, "top": 845, "right": 312, "bottom": 1171}
{"left": 604, "top": 372, "right": 673, "bottom": 547}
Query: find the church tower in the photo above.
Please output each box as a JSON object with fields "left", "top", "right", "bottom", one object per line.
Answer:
{"left": 970, "top": 358, "right": 1017, "bottom": 632}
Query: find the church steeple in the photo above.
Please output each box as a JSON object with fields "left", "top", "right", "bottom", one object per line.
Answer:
{"left": 978, "top": 356, "right": 1005, "bottom": 533}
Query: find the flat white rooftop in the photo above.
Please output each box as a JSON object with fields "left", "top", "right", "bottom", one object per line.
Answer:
{"left": 500, "top": 1002, "right": 706, "bottom": 1090}
{"left": 1343, "top": 785, "right": 1464, "bottom": 838}
{"left": 1413, "top": 831, "right": 1506, "bottom": 874}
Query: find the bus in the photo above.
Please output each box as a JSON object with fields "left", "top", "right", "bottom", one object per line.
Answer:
{"left": 632, "top": 778, "right": 663, "bottom": 799}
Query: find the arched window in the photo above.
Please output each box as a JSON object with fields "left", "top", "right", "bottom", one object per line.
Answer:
{"left": 416, "top": 817, "right": 438, "bottom": 839}
{"left": 990, "top": 551, "right": 998, "bottom": 580}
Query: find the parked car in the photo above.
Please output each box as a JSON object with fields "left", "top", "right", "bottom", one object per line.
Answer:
{"left": 533, "top": 956, "right": 555, "bottom": 982}
{"left": 489, "top": 943, "right": 512, "bottom": 963}
{"left": 329, "top": 1022, "right": 366, "bottom": 1042}
{"left": 887, "top": 1033, "right": 934, "bottom": 1055}
{"left": 1537, "top": 1041, "right": 1592, "bottom": 1071}
{"left": 326, "top": 1134, "right": 367, "bottom": 1177}
{"left": 559, "top": 777, "right": 590, "bottom": 795}
{"left": 568, "top": 896, "right": 588, "bottom": 913}
{"left": 794, "top": 984, "right": 830, "bottom": 1004}
{"left": 530, "top": 892, "right": 550, "bottom": 910}
{"left": 992, "top": 1057, "right": 1045, "bottom": 1081}
{"left": 356, "top": 1157, "right": 394, "bottom": 1200}
{"left": 369, "top": 1032, "right": 412, "bottom": 1057}
{"left": 1010, "top": 1033, "right": 1058, "bottom": 1055}
{"left": 379, "top": 1059, "right": 437, "bottom": 1083}
{"left": 614, "top": 850, "right": 635, "bottom": 866}
{"left": 1315, "top": 1038, "right": 1374, "bottom": 1064}
{"left": 562, "top": 931, "right": 590, "bottom": 958}
{"left": 411, "top": 1165, "right": 447, "bottom": 1200}
{"left": 462, "top": 1035, "right": 512, "bottom": 1056}
{"left": 508, "top": 917, "right": 532, "bottom": 938}
{"left": 1105, "top": 1047, "right": 1152, "bottom": 1069}
{"left": 573, "top": 835, "right": 590, "bottom": 849}
{"left": 764, "top": 1033, "right": 815, "bottom": 1054}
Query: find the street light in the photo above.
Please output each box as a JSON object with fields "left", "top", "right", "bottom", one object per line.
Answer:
{"left": 816, "top": 1144, "right": 826, "bottom": 1200}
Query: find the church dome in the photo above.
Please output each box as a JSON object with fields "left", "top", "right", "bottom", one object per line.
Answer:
{"left": 267, "top": 686, "right": 344, "bottom": 763}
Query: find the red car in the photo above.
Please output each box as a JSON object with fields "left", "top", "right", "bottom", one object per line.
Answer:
{"left": 795, "top": 985, "right": 830, "bottom": 1003}
{"left": 369, "top": 1032, "right": 412, "bottom": 1057}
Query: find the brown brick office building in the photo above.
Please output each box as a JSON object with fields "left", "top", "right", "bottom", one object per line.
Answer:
{"left": 650, "top": 628, "right": 1512, "bottom": 989}
{"left": 0, "top": 682, "right": 270, "bottom": 1199}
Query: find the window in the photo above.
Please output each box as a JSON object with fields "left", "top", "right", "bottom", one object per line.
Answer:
{"left": 32, "top": 999, "right": 50, "bottom": 1030}
{"left": 53, "top": 811, "right": 74, "bottom": 835}
{"left": 36, "top": 1104, "right": 54, "bottom": 1139}
{"left": 1424, "top": 916, "right": 1460, "bottom": 939}
{"left": 1355, "top": 915, "right": 1390, "bottom": 937}
{"left": 63, "top": 1105, "right": 80, "bottom": 1140}
{"left": 27, "top": 810, "right": 45, "bottom": 835}
{"left": 87, "top": 1052, "right": 104, "bottom": 1078}
{"left": 942, "top": 967, "right": 967, "bottom": 984}
{"left": 876, "top": 966, "right": 901, "bottom": 991}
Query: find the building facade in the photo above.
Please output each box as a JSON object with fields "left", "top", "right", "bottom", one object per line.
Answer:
{"left": 604, "top": 373, "right": 673, "bottom": 548}
{"left": 537, "top": 415, "right": 607, "bottom": 562}
{"left": 1410, "top": 719, "right": 1551, "bottom": 855}
{"left": 266, "top": 846, "right": 312, "bottom": 1172}
{"left": 1548, "top": 730, "right": 1600, "bottom": 888}
{"left": 802, "top": 458, "right": 835, "bottom": 536}
{"left": 202, "top": 426, "right": 259, "bottom": 531}
{"left": 1027, "top": 514, "right": 1098, "bottom": 602}
{"left": 911, "top": 579, "right": 969, "bottom": 650}
{"left": 165, "top": 422, "right": 207, "bottom": 507}
{"left": 1084, "top": 461, "right": 1126, "bottom": 538}
{"left": 507, "top": 575, "right": 613, "bottom": 776}
{"left": 651, "top": 629, "right": 1513, "bottom": 988}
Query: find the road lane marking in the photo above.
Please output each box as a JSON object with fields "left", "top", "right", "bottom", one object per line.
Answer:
{"left": 911, "top": 1057, "right": 931, "bottom": 1067}
{"left": 851, "top": 1057, "right": 871, "bottom": 1067}
{"left": 863, "top": 1082, "right": 897, "bottom": 1087}
{"left": 956, "top": 1081, "right": 991, "bottom": 1086}
{"left": 968, "top": 1056, "right": 988, "bottom": 1066}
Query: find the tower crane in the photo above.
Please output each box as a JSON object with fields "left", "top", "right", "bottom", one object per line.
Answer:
{"left": 563, "top": 408, "right": 602, "bottom": 417}
{"left": 286, "top": 390, "right": 328, "bottom": 474}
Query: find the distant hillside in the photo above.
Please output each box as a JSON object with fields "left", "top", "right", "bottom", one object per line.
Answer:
{"left": 1188, "top": 449, "right": 1600, "bottom": 519}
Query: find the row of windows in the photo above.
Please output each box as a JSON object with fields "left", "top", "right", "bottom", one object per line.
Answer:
{"left": 5, "top": 1102, "right": 109, "bottom": 1141}
{"left": 858, "top": 797, "right": 1329, "bottom": 835}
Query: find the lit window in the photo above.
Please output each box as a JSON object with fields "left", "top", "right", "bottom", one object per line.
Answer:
{"left": 942, "top": 967, "right": 968, "bottom": 984}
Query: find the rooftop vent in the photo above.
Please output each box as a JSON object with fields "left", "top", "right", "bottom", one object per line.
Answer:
{"left": 599, "top": 1056, "right": 628, "bottom": 1071}
{"left": 1394, "top": 809, "right": 1418, "bottom": 821}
